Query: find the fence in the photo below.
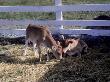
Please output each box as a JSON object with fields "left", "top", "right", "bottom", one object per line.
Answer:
{"left": 0, "top": 0, "right": 110, "bottom": 37}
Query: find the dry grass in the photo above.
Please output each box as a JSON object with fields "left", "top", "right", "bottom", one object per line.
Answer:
{"left": 0, "top": 44, "right": 110, "bottom": 82}
{"left": 0, "top": 45, "right": 60, "bottom": 82}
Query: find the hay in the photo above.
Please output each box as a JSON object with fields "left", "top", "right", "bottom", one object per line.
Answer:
{"left": 0, "top": 44, "right": 110, "bottom": 82}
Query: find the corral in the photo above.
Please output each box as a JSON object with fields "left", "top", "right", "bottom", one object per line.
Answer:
{"left": 0, "top": 36, "right": 110, "bottom": 82}
{"left": 0, "top": 0, "right": 110, "bottom": 82}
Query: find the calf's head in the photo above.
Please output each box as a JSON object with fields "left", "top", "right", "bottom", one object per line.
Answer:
{"left": 62, "top": 38, "right": 79, "bottom": 53}
{"left": 52, "top": 41, "right": 63, "bottom": 60}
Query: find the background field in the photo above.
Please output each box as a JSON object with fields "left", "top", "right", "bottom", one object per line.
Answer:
{"left": 0, "top": 0, "right": 110, "bottom": 82}
{"left": 0, "top": 0, "right": 110, "bottom": 29}
{"left": 0, "top": 0, "right": 110, "bottom": 6}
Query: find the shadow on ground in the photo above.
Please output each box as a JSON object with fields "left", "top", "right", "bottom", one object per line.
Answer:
{"left": 38, "top": 51, "right": 110, "bottom": 82}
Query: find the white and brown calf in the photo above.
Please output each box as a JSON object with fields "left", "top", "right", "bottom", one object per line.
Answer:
{"left": 60, "top": 38, "right": 88, "bottom": 57}
{"left": 24, "top": 24, "right": 62, "bottom": 62}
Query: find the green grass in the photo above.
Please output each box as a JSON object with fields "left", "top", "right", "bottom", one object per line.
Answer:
{"left": 63, "top": 0, "right": 110, "bottom": 4}
{"left": 0, "top": 12, "right": 55, "bottom": 20}
{"left": 0, "top": 0, "right": 54, "bottom": 6}
{"left": 0, "top": 11, "right": 110, "bottom": 20}
{"left": 64, "top": 11, "right": 110, "bottom": 20}
{"left": 0, "top": 0, "right": 110, "bottom": 6}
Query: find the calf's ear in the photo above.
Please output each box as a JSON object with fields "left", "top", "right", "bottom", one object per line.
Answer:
{"left": 76, "top": 38, "right": 80, "bottom": 41}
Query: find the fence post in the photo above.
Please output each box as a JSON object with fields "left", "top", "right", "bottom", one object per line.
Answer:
{"left": 54, "top": 0, "right": 64, "bottom": 39}
{"left": 55, "top": 0, "right": 63, "bottom": 30}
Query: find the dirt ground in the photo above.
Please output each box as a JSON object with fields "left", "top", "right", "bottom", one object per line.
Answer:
{"left": 0, "top": 37, "right": 110, "bottom": 82}
{"left": 0, "top": 46, "right": 110, "bottom": 82}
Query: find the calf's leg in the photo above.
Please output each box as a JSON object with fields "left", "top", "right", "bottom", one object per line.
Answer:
{"left": 24, "top": 40, "right": 28, "bottom": 56}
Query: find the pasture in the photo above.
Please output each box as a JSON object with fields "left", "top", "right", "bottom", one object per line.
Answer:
{"left": 0, "top": 0, "right": 110, "bottom": 29}
{"left": 0, "top": 0, "right": 110, "bottom": 82}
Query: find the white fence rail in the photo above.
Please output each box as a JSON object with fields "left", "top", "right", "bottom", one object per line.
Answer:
{"left": 0, "top": 0, "right": 110, "bottom": 36}
{"left": 0, "top": 4, "right": 110, "bottom": 12}
{"left": 0, "top": 19, "right": 110, "bottom": 26}
{"left": 0, "top": 29, "right": 110, "bottom": 37}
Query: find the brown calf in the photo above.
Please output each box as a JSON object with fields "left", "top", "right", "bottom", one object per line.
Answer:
{"left": 24, "top": 24, "right": 62, "bottom": 62}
